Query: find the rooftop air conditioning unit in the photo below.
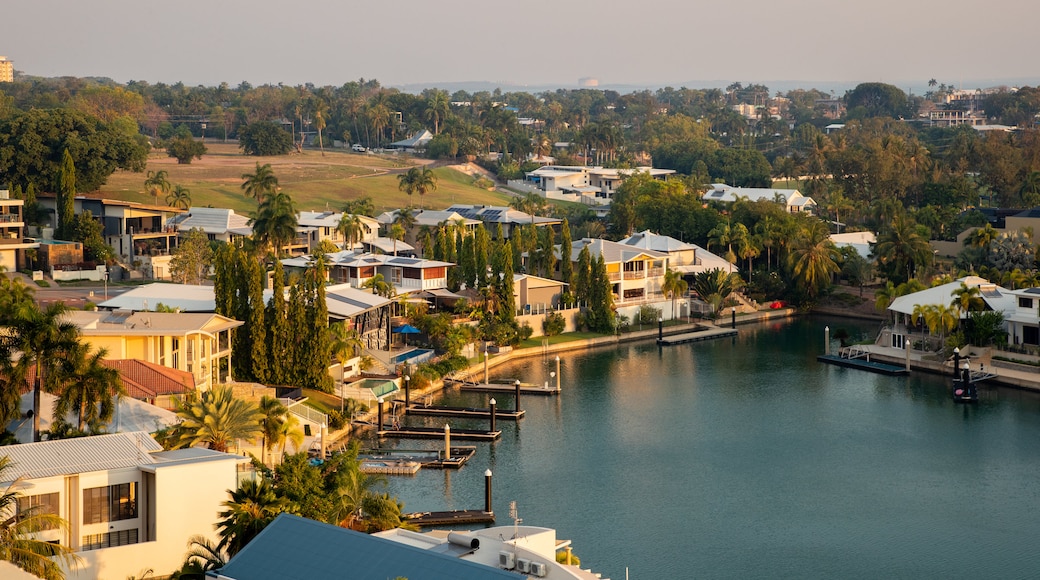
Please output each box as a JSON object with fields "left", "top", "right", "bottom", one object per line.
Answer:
{"left": 530, "top": 562, "right": 548, "bottom": 577}
{"left": 516, "top": 558, "right": 531, "bottom": 573}
{"left": 499, "top": 551, "right": 515, "bottom": 570}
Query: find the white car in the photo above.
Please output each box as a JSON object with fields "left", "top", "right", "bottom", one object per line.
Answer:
{"left": 351, "top": 144, "right": 366, "bottom": 152}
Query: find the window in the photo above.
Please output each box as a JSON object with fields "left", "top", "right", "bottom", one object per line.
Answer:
{"left": 17, "top": 492, "right": 59, "bottom": 529}
{"left": 82, "top": 529, "right": 139, "bottom": 551}
{"left": 391, "top": 267, "right": 403, "bottom": 285}
{"left": 1019, "top": 297, "right": 1033, "bottom": 309}
{"left": 83, "top": 483, "right": 137, "bottom": 525}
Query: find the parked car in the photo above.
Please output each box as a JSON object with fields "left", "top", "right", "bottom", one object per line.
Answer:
{"left": 351, "top": 144, "right": 366, "bottom": 152}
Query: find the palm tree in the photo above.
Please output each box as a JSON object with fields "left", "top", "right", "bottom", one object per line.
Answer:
{"left": 176, "top": 535, "right": 228, "bottom": 578}
{"left": 337, "top": 213, "right": 365, "bottom": 251}
{"left": 964, "top": 223, "right": 1000, "bottom": 249}
{"left": 661, "top": 268, "right": 688, "bottom": 321}
{"left": 216, "top": 478, "right": 290, "bottom": 557}
{"left": 362, "top": 273, "right": 395, "bottom": 298}
{"left": 311, "top": 98, "right": 328, "bottom": 157}
{"left": 707, "top": 220, "right": 737, "bottom": 264}
{"left": 250, "top": 192, "right": 298, "bottom": 257}
{"left": 424, "top": 91, "right": 450, "bottom": 135}
{"left": 0, "top": 301, "right": 80, "bottom": 441}
{"left": 924, "top": 303, "right": 959, "bottom": 348}
{"left": 174, "top": 385, "right": 262, "bottom": 453}
{"left": 54, "top": 344, "right": 125, "bottom": 433}
{"left": 166, "top": 185, "right": 192, "bottom": 210}
{"left": 258, "top": 396, "right": 302, "bottom": 466}
{"left": 388, "top": 223, "right": 405, "bottom": 257}
{"left": 240, "top": 162, "right": 279, "bottom": 203}
{"left": 873, "top": 217, "right": 933, "bottom": 284}
{"left": 330, "top": 322, "right": 364, "bottom": 365}
{"left": 0, "top": 457, "right": 78, "bottom": 579}
{"left": 397, "top": 167, "right": 439, "bottom": 210}
{"left": 787, "top": 220, "right": 840, "bottom": 302}
{"left": 950, "top": 283, "right": 984, "bottom": 313}
{"left": 144, "top": 169, "right": 171, "bottom": 202}
{"left": 691, "top": 268, "right": 741, "bottom": 317}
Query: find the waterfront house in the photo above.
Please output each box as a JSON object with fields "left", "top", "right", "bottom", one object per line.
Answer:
{"left": 702, "top": 183, "right": 817, "bottom": 214}
{"left": 376, "top": 208, "right": 480, "bottom": 249}
{"left": 883, "top": 276, "right": 1015, "bottom": 350}
{"left": 283, "top": 251, "right": 453, "bottom": 296}
{"left": 62, "top": 310, "right": 242, "bottom": 391}
{"left": 9, "top": 390, "right": 180, "bottom": 443}
{"left": 619, "top": 230, "right": 736, "bottom": 276}
{"left": 0, "top": 432, "right": 247, "bottom": 580}
{"left": 564, "top": 238, "right": 673, "bottom": 318}
{"left": 1003, "top": 287, "right": 1040, "bottom": 348}
{"left": 0, "top": 189, "right": 40, "bottom": 272}
{"left": 513, "top": 273, "right": 567, "bottom": 314}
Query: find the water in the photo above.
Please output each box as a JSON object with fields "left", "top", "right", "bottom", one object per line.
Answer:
{"left": 381, "top": 317, "right": 1040, "bottom": 579}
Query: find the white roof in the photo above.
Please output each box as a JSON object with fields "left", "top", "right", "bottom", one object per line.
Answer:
{"left": 830, "top": 232, "right": 876, "bottom": 261}
{"left": 324, "top": 284, "right": 392, "bottom": 319}
{"left": 567, "top": 238, "right": 667, "bottom": 264}
{"left": 620, "top": 230, "right": 698, "bottom": 253}
{"left": 170, "top": 207, "right": 251, "bottom": 235}
{"left": 703, "top": 183, "right": 805, "bottom": 204}
{"left": 9, "top": 392, "right": 178, "bottom": 444}
{"left": 0, "top": 432, "right": 162, "bottom": 482}
{"left": 99, "top": 283, "right": 217, "bottom": 312}
{"left": 888, "top": 276, "right": 1016, "bottom": 317}
{"left": 364, "top": 237, "right": 415, "bottom": 254}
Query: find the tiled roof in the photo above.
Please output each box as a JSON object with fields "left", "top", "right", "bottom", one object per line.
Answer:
{"left": 101, "top": 359, "right": 194, "bottom": 399}
{"left": 0, "top": 432, "right": 161, "bottom": 481}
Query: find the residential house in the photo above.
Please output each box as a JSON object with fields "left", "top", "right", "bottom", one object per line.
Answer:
{"left": 167, "top": 206, "right": 253, "bottom": 244}
{"left": 62, "top": 310, "right": 242, "bottom": 391}
{"left": 10, "top": 390, "right": 179, "bottom": 443}
{"left": 213, "top": 513, "right": 525, "bottom": 580}
{"left": 514, "top": 273, "right": 567, "bottom": 315}
{"left": 883, "top": 276, "right": 1015, "bottom": 350}
{"left": 829, "top": 231, "right": 876, "bottom": 261}
{"left": 63, "top": 198, "right": 185, "bottom": 266}
{"left": 0, "top": 189, "right": 39, "bottom": 272}
{"left": 297, "top": 211, "right": 379, "bottom": 251}
{"left": 702, "top": 183, "right": 817, "bottom": 214}
{"left": 446, "top": 204, "right": 561, "bottom": 240}
{"left": 376, "top": 208, "right": 479, "bottom": 249}
{"left": 388, "top": 129, "right": 434, "bottom": 151}
{"left": 1004, "top": 287, "right": 1040, "bottom": 347}
{"left": 566, "top": 238, "right": 671, "bottom": 318}
{"left": 619, "top": 230, "right": 736, "bottom": 275}
{"left": 512, "top": 165, "right": 675, "bottom": 207}
{"left": 283, "top": 251, "right": 453, "bottom": 296}
{"left": 0, "top": 432, "right": 247, "bottom": 580}
{"left": 100, "top": 359, "right": 195, "bottom": 410}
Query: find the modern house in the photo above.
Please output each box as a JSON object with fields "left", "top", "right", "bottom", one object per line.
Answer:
{"left": 284, "top": 251, "right": 453, "bottom": 296}
{"left": 513, "top": 273, "right": 567, "bottom": 315}
{"left": 297, "top": 211, "right": 380, "bottom": 251}
{"left": 1004, "top": 287, "right": 1040, "bottom": 348}
{"left": 511, "top": 165, "right": 675, "bottom": 207}
{"left": 619, "top": 230, "right": 736, "bottom": 275}
{"left": 166, "top": 206, "right": 253, "bottom": 244}
{"left": 62, "top": 310, "right": 243, "bottom": 391}
{"left": 0, "top": 432, "right": 246, "bottom": 580}
{"left": 376, "top": 209, "right": 480, "bottom": 248}
{"left": 883, "top": 276, "right": 1015, "bottom": 349}
{"left": 0, "top": 189, "right": 39, "bottom": 272}
{"left": 565, "top": 238, "right": 671, "bottom": 317}
{"left": 446, "top": 204, "right": 561, "bottom": 240}
{"left": 702, "top": 183, "right": 817, "bottom": 214}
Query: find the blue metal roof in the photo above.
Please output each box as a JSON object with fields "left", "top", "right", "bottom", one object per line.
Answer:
{"left": 215, "top": 514, "right": 524, "bottom": 580}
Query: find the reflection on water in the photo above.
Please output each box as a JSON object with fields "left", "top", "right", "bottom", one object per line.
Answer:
{"left": 382, "top": 316, "right": 1040, "bottom": 579}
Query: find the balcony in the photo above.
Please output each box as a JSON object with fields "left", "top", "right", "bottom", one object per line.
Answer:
{"left": 0, "top": 214, "right": 23, "bottom": 224}
{"left": 623, "top": 270, "right": 645, "bottom": 280}
{"left": 607, "top": 272, "right": 621, "bottom": 282}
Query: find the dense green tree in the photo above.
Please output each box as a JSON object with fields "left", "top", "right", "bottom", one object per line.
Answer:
{"left": 258, "top": 396, "right": 303, "bottom": 465}
{"left": 173, "top": 384, "right": 262, "bottom": 452}
{"left": 250, "top": 192, "right": 298, "bottom": 257}
{"left": 873, "top": 216, "right": 933, "bottom": 284}
{"left": 244, "top": 253, "right": 268, "bottom": 384}
{"left": 72, "top": 211, "right": 114, "bottom": 264}
{"left": 266, "top": 260, "right": 289, "bottom": 385}
{"left": 216, "top": 478, "right": 290, "bottom": 557}
{"left": 166, "top": 135, "right": 207, "bottom": 164}
{"left": 559, "top": 219, "right": 573, "bottom": 286}
{"left": 396, "top": 166, "right": 438, "bottom": 209}
{"left": 166, "top": 184, "right": 192, "bottom": 209}
{"left": 55, "top": 149, "right": 76, "bottom": 240}
{"left": 238, "top": 121, "right": 293, "bottom": 156}
{"left": 787, "top": 220, "right": 841, "bottom": 302}
{"left": 845, "top": 82, "right": 910, "bottom": 119}
{"left": 170, "top": 228, "right": 213, "bottom": 285}
{"left": 144, "top": 169, "right": 172, "bottom": 202}
{"left": 54, "top": 343, "right": 125, "bottom": 433}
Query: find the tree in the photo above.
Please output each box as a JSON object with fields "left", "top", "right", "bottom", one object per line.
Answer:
{"left": 216, "top": 478, "right": 290, "bottom": 557}
{"left": 173, "top": 385, "right": 262, "bottom": 452}
{"left": 0, "top": 457, "right": 78, "bottom": 579}
{"left": 0, "top": 301, "right": 80, "bottom": 441}
{"left": 72, "top": 211, "right": 114, "bottom": 264}
{"left": 337, "top": 213, "right": 365, "bottom": 250}
{"left": 845, "top": 83, "right": 910, "bottom": 119}
{"left": 53, "top": 343, "right": 124, "bottom": 433}
{"left": 950, "top": 282, "right": 984, "bottom": 314}
{"left": 250, "top": 192, "right": 298, "bottom": 257}
{"left": 238, "top": 121, "right": 293, "bottom": 156}
{"left": 176, "top": 535, "right": 228, "bottom": 578}
{"left": 258, "top": 396, "right": 303, "bottom": 466}
{"left": 559, "top": 219, "right": 574, "bottom": 286}
{"left": 312, "top": 98, "right": 328, "bottom": 156}
{"left": 787, "top": 220, "right": 840, "bottom": 302}
{"left": 240, "top": 162, "right": 279, "bottom": 202}
{"left": 424, "top": 91, "right": 450, "bottom": 135}
{"left": 397, "top": 167, "right": 438, "bottom": 209}
{"left": 691, "top": 268, "right": 741, "bottom": 316}
{"left": 166, "top": 136, "right": 207, "bottom": 164}
{"left": 388, "top": 223, "right": 405, "bottom": 257}
{"left": 170, "top": 228, "right": 214, "bottom": 285}
{"left": 362, "top": 273, "right": 395, "bottom": 298}
{"left": 330, "top": 322, "right": 364, "bottom": 364}
{"left": 56, "top": 149, "right": 76, "bottom": 241}
{"left": 144, "top": 169, "right": 172, "bottom": 203}
{"left": 662, "top": 268, "right": 689, "bottom": 320}
{"left": 873, "top": 217, "right": 933, "bottom": 284}
{"left": 166, "top": 184, "right": 192, "bottom": 210}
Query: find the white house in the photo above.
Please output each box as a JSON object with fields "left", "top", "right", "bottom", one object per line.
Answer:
{"left": 702, "top": 183, "right": 817, "bottom": 214}
{"left": 619, "top": 230, "right": 736, "bottom": 275}
{"left": 1004, "top": 287, "right": 1040, "bottom": 347}
{"left": 283, "top": 251, "right": 454, "bottom": 295}
{"left": 297, "top": 211, "right": 379, "bottom": 251}
{"left": 512, "top": 165, "right": 675, "bottom": 207}
{"left": 885, "top": 276, "right": 1015, "bottom": 349}
{"left": 0, "top": 432, "right": 247, "bottom": 580}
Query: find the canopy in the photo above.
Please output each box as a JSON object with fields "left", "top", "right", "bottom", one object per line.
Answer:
{"left": 393, "top": 324, "right": 421, "bottom": 334}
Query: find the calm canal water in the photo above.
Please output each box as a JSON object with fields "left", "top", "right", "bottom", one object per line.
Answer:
{"left": 381, "top": 316, "right": 1040, "bottom": 579}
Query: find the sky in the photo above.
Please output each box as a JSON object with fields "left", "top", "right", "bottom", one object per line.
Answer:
{"left": 5, "top": 0, "right": 1040, "bottom": 93}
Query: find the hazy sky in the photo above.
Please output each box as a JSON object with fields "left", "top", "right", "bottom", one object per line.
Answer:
{"left": 5, "top": 0, "right": 1039, "bottom": 91}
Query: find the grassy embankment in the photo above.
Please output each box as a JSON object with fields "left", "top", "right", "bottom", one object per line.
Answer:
{"left": 99, "top": 142, "right": 511, "bottom": 213}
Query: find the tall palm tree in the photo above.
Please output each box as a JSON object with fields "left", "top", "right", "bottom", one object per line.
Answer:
{"left": 337, "top": 213, "right": 365, "bottom": 251}
{"left": 661, "top": 268, "right": 689, "bottom": 321}
{"left": 258, "top": 396, "right": 302, "bottom": 466}
{"left": 874, "top": 217, "right": 933, "bottom": 284}
{"left": 54, "top": 344, "right": 125, "bottom": 433}
{"left": 166, "top": 185, "right": 192, "bottom": 210}
{"left": 250, "top": 192, "right": 298, "bottom": 257}
{"left": 0, "top": 457, "right": 78, "bottom": 579}
{"left": 397, "top": 167, "right": 437, "bottom": 210}
{"left": 330, "top": 322, "right": 364, "bottom": 365}
{"left": 424, "top": 91, "right": 450, "bottom": 135}
{"left": 240, "top": 162, "right": 279, "bottom": 203}
{"left": 311, "top": 98, "right": 328, "bottom": 156}
{"left": 787, "top": 220, "right": 841, "bottom": 302}
{"left": 144, "top": 169, "right": 171, "bottom": 202}
{"left": 964, "top": 223, "right": 1000, "bottom": 249}
{"left": 174, "top": 385, "right": 262, "bottom": 453}
{"left": 216, "top": 478, "right": 290, "bottom": 557}
{"left": 388, "top": 223, "right": 405, "bottom": 257}
{"left": 924, "top": 303, "right": 958, "bottom": 348}
{"left": 0, "top": 302, "right": 80, "bottom": 441}
{"left": 950, "top": 282, "right": 985, "bottom": 313}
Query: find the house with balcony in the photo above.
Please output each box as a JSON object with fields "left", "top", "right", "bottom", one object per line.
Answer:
{"left": 619, "top": 230, "right": 736, "bottom": 276}
{"left": 61, "top": 310, "right": 243, "bottom": 391}
{"left": 297, "top": 211, "right": 379, "bottom": 251}
{"left": 702, "top": 183, "right": 817, "bottom": 214}
{"left": 166, "top": 206, "right": 253, "bottom": 244}
{"left": 512, "top": 165, "right": 675, "bottom": 208}
{"left": 376, "top": 208, "right": 480, "bottom": 250}
{"left": 565, "top": 238, "right": 671, "bottom": 318}
{"left": 883, "top": 276, "right": 1015, "bottom": 350}
{"left": 0, "top": 432, "right": 247, "bottom": 580}
{"left": 283, "top": 251, "right": 453, "bottom": 296}
{"left": 0, "top": 189, "right": 39, "bottom": 271}
{"left": 446, "top": 204, "right": 561, "bottom": 240}
{"left": 1004, "top": 287, "right": 1040, "bottom": 348}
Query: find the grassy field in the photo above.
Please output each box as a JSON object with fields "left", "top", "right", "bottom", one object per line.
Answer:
{"left": 99, "top": 142, "right": 510, "bottom": 214}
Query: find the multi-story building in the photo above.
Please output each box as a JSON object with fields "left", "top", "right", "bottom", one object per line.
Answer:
{"left": 0, "top": 432, "right": 247, "bottom": 580}
{"left": 511, "top": 165, "right": 675, "bottom": 208}
{"left": 565, "top": 237, "right": 671, "bottom": 316}
{"left": 0, "top": 56, "right": 13, "bottom": 82}
{"left": 446, "top": 204, "right": 561, "bottom": 240}
{"left": 283, "top": 251, "right": 453, "bottom": 295}
{"left": 0, "top": 189, "right": 40, "bottom": 271}
{"left": 297, "top": 210, "right": 379, "bottom": 251}
{"left": 702, "top": 183, "right": 817, "bottom": 214}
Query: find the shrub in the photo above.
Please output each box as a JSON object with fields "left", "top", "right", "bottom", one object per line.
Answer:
{"left": 542, "top": 311, "right": 566, "bottom": 336}
{"left": 166, "top": 135, "right": 207, "bottom": 164}
{"left": 634, "top": 305, "right": 662, "bottom": 326}
{"left": 34, "top": 279, "right": 49, "bottom": 287}
{"left": 239, "top": 121, "right": 294, "bottom": 156}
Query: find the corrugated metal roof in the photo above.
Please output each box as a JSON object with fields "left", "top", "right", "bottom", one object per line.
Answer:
{"left": 0, "top": 432, "right": 161, "bottom": 481}
{"left": 217, "top": 514, "right": 523, "bottom": 580}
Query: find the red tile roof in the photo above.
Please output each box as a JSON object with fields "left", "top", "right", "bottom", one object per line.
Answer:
{"left": 100, "top": 360, "right": 195, "bottom": 399}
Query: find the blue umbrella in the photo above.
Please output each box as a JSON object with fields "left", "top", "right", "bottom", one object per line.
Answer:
{"left": 393, "top": 324, "right": 421, "bottom": 347}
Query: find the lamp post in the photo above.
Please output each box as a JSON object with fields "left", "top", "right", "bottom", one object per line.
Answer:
{"left": 443, "top": 424, "right": 451, "bottom": 461}
{"left": 484, "top": 469, "right": 493, "bottom": 514}
{"left": 731, "top": 307, "right": 736, "bottom": 329}
{"left": 484, "top": 348, "right": 489, "bottom": 384}
{"left": 489, "top": 398, "right": 497, "bottom": 432}
{"left": 952, "top": 347, "right": 961, "bottom": 379}
{"left": 376, "top": 397, "right": 384, "bottom": 432}
{"left": 825, "top": 326, "right": 830, "bottom": 356}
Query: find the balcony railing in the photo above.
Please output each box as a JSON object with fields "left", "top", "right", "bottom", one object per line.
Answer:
{"left": 607, "top": 272, "right": 621, "bottom": 281}
{"left": 0, "top": 214, "right": 22, "bottom": 223}
{"left": 623, "top": 270, "right": 645, "bottom": 280}
{"left": 648, "top": 267, "right": 664, "bottom": 277}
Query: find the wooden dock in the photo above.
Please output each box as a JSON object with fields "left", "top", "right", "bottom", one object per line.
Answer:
{"left": 657, "top": 326, "right": 738, "bottom": 345}
{"left": 405, "top": 404, "right": 525, "bottom": 421}
{"left": 816, "top": 354, "right": 909, "bottom": 375}
{"left": 405, "top": 509, "right": 495, "bottom": 527}
{"left": 359, "top": 459, "right": 421, "bottom": 475}
{"left": 377, "top": 425, "right": 502, "bottom": 441}
{"left": 359, "top": 447, "right": 477, "bottom": 470}
{"left": 455, "top": 381, "right": 561, "bottom": 396}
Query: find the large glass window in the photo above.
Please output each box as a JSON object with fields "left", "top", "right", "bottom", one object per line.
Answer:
{"left": 83, "top": 483, "right": 137, "bottom": 525}
{"left": 82, "top": 529, "right": 139, "bottom": 551}
{"left": 17, "top": 492, "right": 59, "bottom": 529}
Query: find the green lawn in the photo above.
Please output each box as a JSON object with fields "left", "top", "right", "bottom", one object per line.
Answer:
{"left": 99, "top": 142, "right": 510, "bottom": 214}
{"left": 518, "top": 332, "right": 607, "bottom": 349}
